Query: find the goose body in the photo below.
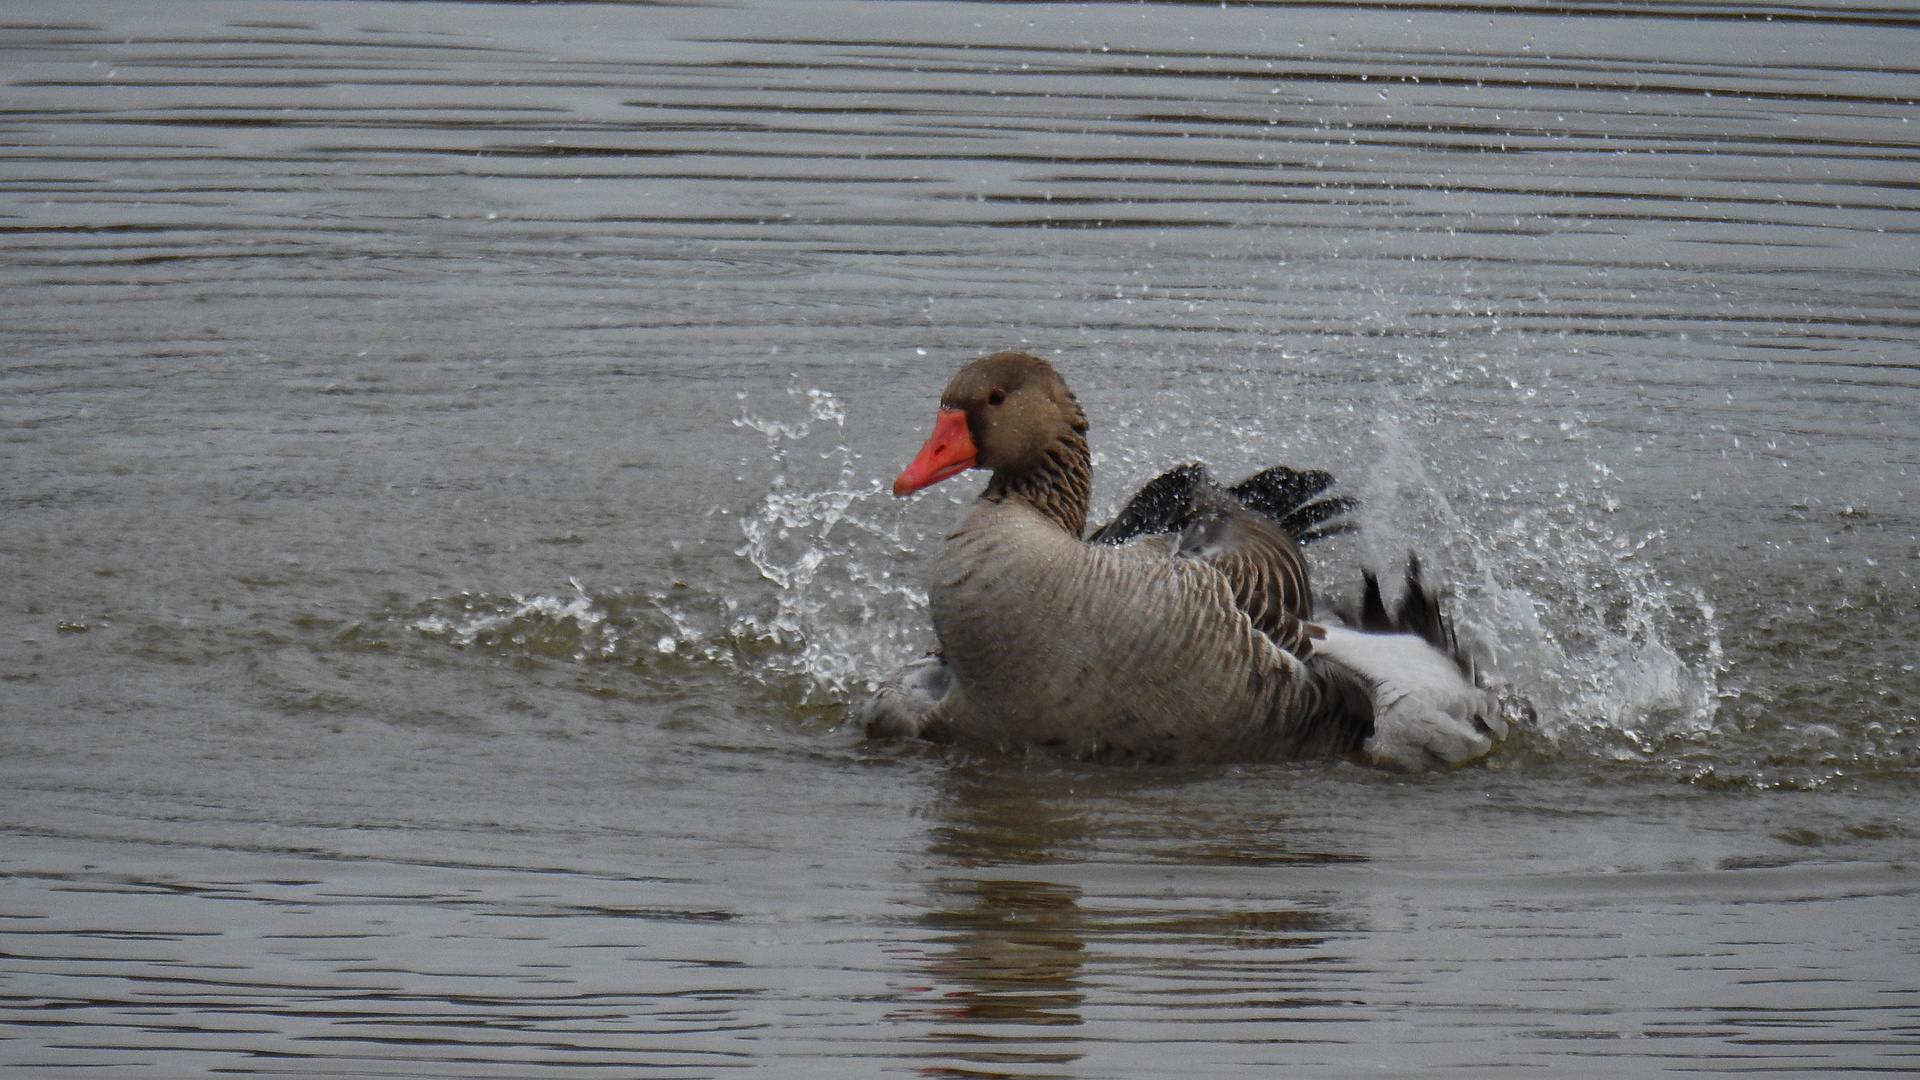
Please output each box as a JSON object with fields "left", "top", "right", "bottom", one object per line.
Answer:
{"left": 863, "top": 350, "right": 1503, "bottom": 770}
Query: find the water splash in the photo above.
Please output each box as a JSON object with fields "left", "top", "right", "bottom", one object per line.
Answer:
{"left": 408, "top": 578, "right": 622, "bottom": 659}
{"left": 390, "top": 386, "right": 932, "bottom": 712}
{"left": 731, "top": 385, "right": 935, "bottom": 698}
{"left": 1351, "top": 356, "right": 1724, "bottom": 758}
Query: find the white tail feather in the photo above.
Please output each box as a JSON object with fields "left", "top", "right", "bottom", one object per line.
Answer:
{"left": 1314, "top": 626, "right": 1504, "bottom": 770}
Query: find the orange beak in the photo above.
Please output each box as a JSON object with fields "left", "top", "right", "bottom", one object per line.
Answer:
{"left": 893, "top": 407, "right": 977, "bottom": 496}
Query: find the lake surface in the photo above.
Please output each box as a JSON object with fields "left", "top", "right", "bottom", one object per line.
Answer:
{"left": 2, "top": 1, "right": 1917, "bottom": 1076}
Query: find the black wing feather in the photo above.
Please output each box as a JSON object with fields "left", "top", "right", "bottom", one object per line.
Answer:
{"left": 1090, "top": 463, "right": 1355, "bottom": 547}
{"left": 1355, "top": 554, "right": 1475, "bottom": 681}
{"left": 1086, "top": 463, "right": 1208, "bottom": 545}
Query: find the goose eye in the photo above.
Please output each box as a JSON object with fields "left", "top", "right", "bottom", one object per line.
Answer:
{"left": 987, "top": 388, "right": 1006, "bottom": 406}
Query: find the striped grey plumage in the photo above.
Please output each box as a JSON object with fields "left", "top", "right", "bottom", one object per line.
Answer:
{"left": 922, "top": 498, "right": 1360, "bottom": 762}
{"left": 1172, "top": 489, "right": 1317, "bottom": 659}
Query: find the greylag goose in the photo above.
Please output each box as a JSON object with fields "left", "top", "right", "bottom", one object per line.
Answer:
{"left": 862, "top": 350, "right": 1504, "bottom": 771}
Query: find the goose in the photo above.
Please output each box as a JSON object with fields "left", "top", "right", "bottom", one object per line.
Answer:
{"left": 860, "top": 350, "right": 1504, "bottom": 771}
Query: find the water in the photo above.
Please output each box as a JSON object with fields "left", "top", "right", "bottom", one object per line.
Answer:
{"left": 3, "top": 1, "right": 1917, "bottom": 1075}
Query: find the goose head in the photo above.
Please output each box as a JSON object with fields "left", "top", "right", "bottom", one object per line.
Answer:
{"left": 893, "top": 351, "right": 1089, "bottom": 498}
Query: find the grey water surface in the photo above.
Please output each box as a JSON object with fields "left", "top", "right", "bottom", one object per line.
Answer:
{"left": 3, "top": 1, "right": 1918, "bottom": 1077}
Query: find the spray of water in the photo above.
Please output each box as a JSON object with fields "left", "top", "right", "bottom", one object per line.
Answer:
{"left": 1358, "top": 407, "right": 1723, "bottom": 757}
{"left": 399, "top": 386, "right": 928, "bottom": 704}
{"left": 731, "top": 386, "right": 933, "bottom": 696}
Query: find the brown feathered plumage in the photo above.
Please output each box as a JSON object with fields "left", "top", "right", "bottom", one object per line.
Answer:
{"left": 865, "top": 350, "right": 1502, "bottom": 769}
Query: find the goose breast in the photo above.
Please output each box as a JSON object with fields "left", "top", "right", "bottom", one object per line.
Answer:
{"left": 930, "top": 498, "right": 1301, "bottom": 759}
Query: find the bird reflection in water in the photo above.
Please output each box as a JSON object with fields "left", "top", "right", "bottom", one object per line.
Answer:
{"left": 924, "top": 877, "right": 1088, "bottom": 1027}
{"left": 894, "top": 763, "right": 1351, "bottom": 1077}
{"left": 896, "top": 764, "right": 1097, "bottom": 1074}
{"left": 907, "top": 876, "right": 1089, "bottom": 1078}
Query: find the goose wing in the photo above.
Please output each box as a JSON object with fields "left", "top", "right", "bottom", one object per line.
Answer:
{"left": 1227, "top": 466, "right": 1358, "bottom": 545}
{"left": 1089, "top": 463, "right": 1355, "bottom": 546}
{"left": 1090, "top": 464, "right": 1340, "bottom": 658}
{"left": 1174, "top": 499, "right": 1319, "bottom": 659}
